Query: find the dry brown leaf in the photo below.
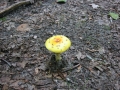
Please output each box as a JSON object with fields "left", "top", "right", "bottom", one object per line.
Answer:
{"left": 16, "top": 24, "right": 31, "bottom": 32}
{"left": 10, "top": 80, "right": 23, "bottom": 89}
{"left": 10, "top": 81, "right": 20, "bottom": 87}
{"left": 35, "top": 67, "right": 39, "bottom": 74}
{"left": 76, "top": 65, "right": 82, "bottom": 72}
{"left": 2, "top": 84, "right": 9, "bottom": 90}
{"left": 0, "top": 76, "right": 10, "bottom": 84}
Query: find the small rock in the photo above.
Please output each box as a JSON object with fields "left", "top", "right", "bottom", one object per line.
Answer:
{"left": 98, "top": 47, "right": 105, "bottom": 54}
{"left": 70, "top": 46, "right": 75, "bottom": 50}
{"left": 89, "top": 3, "right": 99, "bottom": 9}
{"left": 33, "top": 35, "right": 37, "bottom": 39}
{"left": 12, "top": 63, "right": 17, "bottom": 67}
{"left": 79, "top": 37, "right": 83, "bottom": 40}
{"left": 11, "top": 44, "right": 15, "bottom": 48}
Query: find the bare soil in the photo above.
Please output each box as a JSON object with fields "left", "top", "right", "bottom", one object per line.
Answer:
{"left": 0, "top": 0, "right": 120, "bottom": 90}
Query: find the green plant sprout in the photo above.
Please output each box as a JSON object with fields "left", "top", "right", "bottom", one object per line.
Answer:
{"left": 109, "top": 12, "right": 119, "bottom": 20}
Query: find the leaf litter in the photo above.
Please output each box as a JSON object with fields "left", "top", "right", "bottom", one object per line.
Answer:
{"left": 89, "top": 3, "right": 99, "bottom": 9}
{"left": 0, "top": 0, "right": 120, "bottom": 89}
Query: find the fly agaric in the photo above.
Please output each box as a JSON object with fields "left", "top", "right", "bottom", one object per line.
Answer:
{"left": 45, "top": 35, "right": 71, "bottom": 61}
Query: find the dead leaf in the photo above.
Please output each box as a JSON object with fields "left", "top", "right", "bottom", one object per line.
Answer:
{"left": 88, "top": 67, "right": 97, "bottom": 75}
{"left": 0, "top": 76, "right": 10, "bottom": 84}
{"left": 17, "top": 60, "right": 28, "bottom": 68}
{"left": 76, "top": 51, "right": 82, "bottom": 60}
{"left": 10, "top": 80, "right": 23, "bottom": 89}
{"left": 98, "top": 47, "right": 105, "bottom": 54}
{"left": 10, "top": 81, "right": 19, "bottom": 87}
{"left": 89, "top": 3, "right": 99, "bottom": 9}
{"left": 27, "top": 84, "right": 35, "bottom": 90}
{"left": 0, "top": 1, "right": 7, "bottom": 10}
{"left": 76, "top": 65, "right": 82, "bottom": 72}
{"left": 12, "top": 52, "right": 21, "bottom": 57}
{"left": 86, "top": 54, "right": 94, "bottom": 61}
{"left": 60, "top": 82, "right": 67, "bottom": 87}
{"left": 94, "top": 15, "right": 110, "bottom": 26}
{"left": 35, "top": 79, "right": 52, "bottom": 86}
{"left": 90, "top": 61, "right": 99, "bottom": 68}
{"left": 95, "top": 66, "right": 103, "bottom": 72}
{"left": 2, "top": 84, "right": 9, "bottom": 90}
{"left": 76, "top": 51, "right": 86, "bottom": 60}
{"left": 115, "top": 81, "right": 120, "bottom": 90}
{"left": 38, "top": 63, "right": 46, "bottom": 71}
{"left": 35, "top": 67, "right": 39, "bottom": 74}
{"left": 16, "top": 24, "right": 31, "bottom": 32}
{"left": 6, "top": 22, "right": 15, "bottom": 30}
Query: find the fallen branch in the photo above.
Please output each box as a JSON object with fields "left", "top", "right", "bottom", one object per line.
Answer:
{"left": 0, "top": 0, "right": 33, "bottom": 18}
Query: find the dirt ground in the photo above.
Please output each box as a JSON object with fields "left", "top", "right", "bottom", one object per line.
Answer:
{"left": 0, "top": 0, "right": 120, "bottom": 90}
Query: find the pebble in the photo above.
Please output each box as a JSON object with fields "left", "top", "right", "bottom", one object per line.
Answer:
{"left": 33, "top": 35, "right": 37, "bottom": 39}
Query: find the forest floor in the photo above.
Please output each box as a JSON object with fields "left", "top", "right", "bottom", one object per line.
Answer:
{"left": 0, "top": 0, "right": 120, "bottom": 90}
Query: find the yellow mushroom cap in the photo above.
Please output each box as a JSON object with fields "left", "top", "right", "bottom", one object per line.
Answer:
{"left": 45, "top": 35, "right": 71, "bottom": 53}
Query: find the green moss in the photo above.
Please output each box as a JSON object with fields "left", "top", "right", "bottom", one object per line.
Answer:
{"left": 0, "top": 17, "right": 7, "bottom": 22}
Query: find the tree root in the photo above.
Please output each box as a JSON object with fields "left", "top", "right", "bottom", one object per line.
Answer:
{"left": 0, "top": 0, "right": 33, "bottom": 18}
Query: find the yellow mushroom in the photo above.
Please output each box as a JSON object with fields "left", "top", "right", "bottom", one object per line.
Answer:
{"left": 45, "top": 35, "right": 71, "bottom": 60}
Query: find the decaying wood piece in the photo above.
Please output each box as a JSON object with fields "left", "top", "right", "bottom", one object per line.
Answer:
{"left": 0, "top": 0, "right": 34, "bottom": 18}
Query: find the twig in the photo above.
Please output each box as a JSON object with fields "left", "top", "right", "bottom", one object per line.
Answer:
{"left": 86, "top": 48, "right": 98, "bottom": 52}
{"left": 58, "top": 72, "right": 78, "bottom": 85}
{"left": 0, "top": 0, "right": 33, "bottom": 18}
{"left": 0, "top": 71, "right": 14, "bottom": 74}
{"left": 62, "top": 63, "right": 81, "bottom": 72}
{"left": 0, "top": 59, "right": 12, "bottom": 67}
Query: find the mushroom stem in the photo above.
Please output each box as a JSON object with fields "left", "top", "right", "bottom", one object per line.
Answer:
{"left": 55, "top": 53, "right": 61, "bottom": 61}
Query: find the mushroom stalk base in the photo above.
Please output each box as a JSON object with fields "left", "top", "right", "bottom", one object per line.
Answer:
{"left": 55, "top": 53, "right": 61, "bottom": 61}
{"left": 46, "top": 55, "right": 67, "bottom": 73}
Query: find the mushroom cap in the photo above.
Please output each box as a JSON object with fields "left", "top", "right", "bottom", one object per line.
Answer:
{"left": 45, "top": 35, "right": 71, "bottom": 53}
